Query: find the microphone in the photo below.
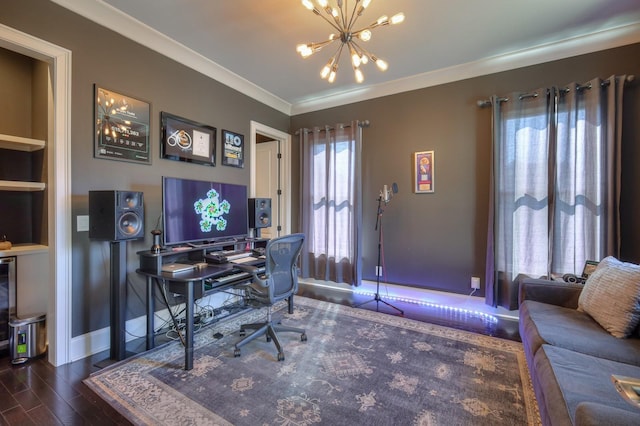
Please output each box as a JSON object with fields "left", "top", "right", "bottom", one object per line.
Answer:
{"left": 381, "top": 182, "right": 399, "bottom": 204}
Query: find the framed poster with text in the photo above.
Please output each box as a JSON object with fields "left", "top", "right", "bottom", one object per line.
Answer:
{"left": 222, "top": 129, "right": 244, "bottom": 168}
{"left": 414, "top": 150, "right": 434, "bottom": 193}
{"left": 94, "top": 86, "right": 151, "bottom": 164}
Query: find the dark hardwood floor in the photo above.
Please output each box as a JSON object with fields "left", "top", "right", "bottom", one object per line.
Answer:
{"left": 0, "top": 283, "right": 520, "bottom": 425}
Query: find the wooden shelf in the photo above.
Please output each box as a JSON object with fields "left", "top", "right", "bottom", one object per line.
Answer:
{"left": 0, "top": 134, "right": 45, "bottom": 152}
{"left": 0, "top": 243, "right": 48, "bottom": 257}
{"left": 0, "top": 180, "right": 46, "bottom": 191}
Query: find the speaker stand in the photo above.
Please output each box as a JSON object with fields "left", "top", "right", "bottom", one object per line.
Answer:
{"left": 95, "top": 241, "right": 133, "bottom": 367}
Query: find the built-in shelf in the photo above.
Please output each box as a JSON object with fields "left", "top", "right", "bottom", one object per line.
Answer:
{"left": 0, "top": 243, "right": 48, "bottom": 257}
{"left": 0, "top": 180, "right": 46, "bottom": 191}
{"left": 0, "top": 134, "right": 45, "bottom": 152}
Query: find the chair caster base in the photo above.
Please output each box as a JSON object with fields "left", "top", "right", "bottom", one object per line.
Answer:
{"left": 234, "top": 348, "right": 241, "bottom": 357}
{"left": 277, "top": 352, "right": 285, "bottom": 361}
{"left": 301, "top": 333, "right": 307, "bottom": 342}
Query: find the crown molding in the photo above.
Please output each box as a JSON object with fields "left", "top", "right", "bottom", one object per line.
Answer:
{"left": 52, "top": 1, "right": 640, "bottom": 116}
{"left": 291, "top": 22, "right": 640, "bottom": 115}
{"left": 51, "top": 0, "right": 293, "bottom": 115}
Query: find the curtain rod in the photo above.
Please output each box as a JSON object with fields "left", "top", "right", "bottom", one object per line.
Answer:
{"left": 296, "top": 120, "right": 370, "bottom": 135}
{"left": 476, "top": 74, "right": 635, "bottom": 107}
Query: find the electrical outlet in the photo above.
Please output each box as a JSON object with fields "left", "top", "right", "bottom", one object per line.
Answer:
{"left": 471, "top": 277, "right": 480, "bottom": 289}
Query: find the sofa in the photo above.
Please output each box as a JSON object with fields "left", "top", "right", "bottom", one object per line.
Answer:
{"left": 518, "top": 256, "right": 640, "bottom": 425}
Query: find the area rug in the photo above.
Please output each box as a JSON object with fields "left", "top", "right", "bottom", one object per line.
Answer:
{"left": 85, "top": 297, "right": 540, "bottom": 425}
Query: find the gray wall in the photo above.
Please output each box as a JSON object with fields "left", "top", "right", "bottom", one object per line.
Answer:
{"left": 3, "top": 0, "right": 640, "bottom": 338}
{"left": 2, "top": 0, "right": 289, "bottom": 336}
{"left": 291, "top": 43, "right": 640, "bottom": 296}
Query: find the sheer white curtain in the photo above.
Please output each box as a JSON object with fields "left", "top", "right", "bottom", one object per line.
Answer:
{"left": 299, "top": 122, "right": 362, "bottom": 285}
{"left": 485, "top": 75, "right": 627, "bottom": 308}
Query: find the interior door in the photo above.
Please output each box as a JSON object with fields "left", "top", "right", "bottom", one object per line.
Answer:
{"left": 255, "top": 140, "right": 281, "bottom": 238}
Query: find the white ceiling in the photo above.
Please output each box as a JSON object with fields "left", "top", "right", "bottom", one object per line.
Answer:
{"left": 53, "top": 0, "right": 640, "bottom": 115}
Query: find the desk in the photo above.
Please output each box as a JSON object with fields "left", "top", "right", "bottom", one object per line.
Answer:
{"left": 136, "top": 261, "right": 262, "bottom": 370}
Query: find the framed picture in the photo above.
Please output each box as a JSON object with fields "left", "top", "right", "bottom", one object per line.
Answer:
{"left": 94, "top": 86, "right": 151, "bottom": 164}
{"left": 222, "top": 129, "right": 244, "bottom": 168}
{"left": 581, "top": 260, "right": 599, "bottom": 279}
{"left": 414, "top": 150, "right": 434, "bottom": 193}
{"left": 161, "top": 112, "right": 216, "bottom": 166}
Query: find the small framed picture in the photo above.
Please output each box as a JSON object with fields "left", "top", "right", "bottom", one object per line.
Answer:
{"left": 222, "top": 129, "right": 244, "bottom": 168}
{"left": 581, "top": 260, "right": 599, "bottom": 278}
{"left": 414, "top": 150, "right": 434, "bottom": 193}
{"left": 160, "top": 112, "right": 216, "bottom": 166}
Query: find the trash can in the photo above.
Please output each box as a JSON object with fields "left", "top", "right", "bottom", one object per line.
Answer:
{"left": 9, "top": 313, "right": 47, "bottom": 364}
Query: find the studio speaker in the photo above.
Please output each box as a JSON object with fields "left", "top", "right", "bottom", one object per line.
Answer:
{"left": 89, "top": 190, "right": 144, "bottom": 240}
{"left": 248, "top": 197, "right": 271, "bottom": 229}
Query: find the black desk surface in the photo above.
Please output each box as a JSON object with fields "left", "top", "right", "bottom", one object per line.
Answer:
{"left": 137, "top": 257, "right": 264, "bottom": 281}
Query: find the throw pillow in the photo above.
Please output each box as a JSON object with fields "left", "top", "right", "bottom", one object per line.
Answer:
{"left": 578, "top": 256, "right": 640, "bottom": 338}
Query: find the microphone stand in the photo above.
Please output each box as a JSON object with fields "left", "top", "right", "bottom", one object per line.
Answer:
{"left": 354, "top": 194, "right": 404, "bottom": 315}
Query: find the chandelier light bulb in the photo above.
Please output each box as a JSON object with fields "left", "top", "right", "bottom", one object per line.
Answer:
{"left": 355, "top": 68, "right": 364, "bottom": 83}
{"left": 321, "top": 65, "right": 331, "bottom": 79}
{"left": 297, "top": 44, "right": 313, "bottom": 57}
{"left": 358, "top": 29, "right": 372, "bottom": 41}
{"left": 352, "top": 53, "right": 361, "bottom": 67}
{"left": 297, "top": 0, "right": 404, "bottom": 83}
{"left": 391, "top": 13, "right": 405, "bottom": 25}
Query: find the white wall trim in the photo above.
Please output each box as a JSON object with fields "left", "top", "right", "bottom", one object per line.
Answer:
{"left": 291, "top": 22, "right": 640, "bottom": 114}
{"left": 51, "top": 1, "right": 640, "bottom": 115}
{"left": 69, "top": 292, "right": 238, "bottom": 362}
{"left": 250, "top": 121, "right": 292, "bottom": 235}
{"left": 50, "top": 0, "right": 292, "bottom": 116}
{"left": 0, "top": 24, "right": 73, "bottom": 367}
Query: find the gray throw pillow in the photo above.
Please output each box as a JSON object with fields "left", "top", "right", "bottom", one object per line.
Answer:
{"left": 578, "top": 256, "right": 640, "bottom": 338}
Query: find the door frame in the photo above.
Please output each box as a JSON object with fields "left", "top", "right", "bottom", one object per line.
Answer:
{"left": 0, "top": 24, "right": 73, "bottom": 366}
{"left": 249, "top": 121, "right": 291, "bottom": 235}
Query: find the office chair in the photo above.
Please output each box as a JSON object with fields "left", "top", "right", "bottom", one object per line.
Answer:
{"left": 233, "top": 233, "right": 307, "bottom": 361}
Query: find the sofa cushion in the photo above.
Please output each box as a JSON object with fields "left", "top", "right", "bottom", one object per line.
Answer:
{"left": 520, "top": 300, "right": 640, "bottom": 366}
{"left": 575, "top": 402, "right": 640, "bottom": 426}
{"left": 578, "top": 256, "right": 640, "bottom": 338}
{"left": 534, "top": 345, "right": 640, "bottom": 426}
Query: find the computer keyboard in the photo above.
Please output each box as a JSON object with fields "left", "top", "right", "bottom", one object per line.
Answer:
{"left": 209, "top": 271, "right": 250, "bottom": 284}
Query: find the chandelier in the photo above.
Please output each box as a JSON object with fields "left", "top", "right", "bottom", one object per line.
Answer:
{"left": 297, "top": 0, "right": 405, "bottom": 83}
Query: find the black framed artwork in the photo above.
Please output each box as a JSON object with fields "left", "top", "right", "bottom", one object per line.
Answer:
{"left": 160, "top": 112, "right": 216, "bottom": 166}
{"left": 94, "top": 86, "right": 151, "bottom": 164}
{"left": 222, "top": 129, "right": 244, "bottom": 168}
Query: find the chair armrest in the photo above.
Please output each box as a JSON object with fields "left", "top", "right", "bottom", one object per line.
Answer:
{"left": 234, "top": 263, "right": 269, "bottom": 288}
{"left": 518, "top": 277, "right": 583, "bottom": 308}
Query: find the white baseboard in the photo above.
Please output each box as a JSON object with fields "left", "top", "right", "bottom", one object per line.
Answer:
{"left": 70, "top": 291, "right": 241, "bottom": 362}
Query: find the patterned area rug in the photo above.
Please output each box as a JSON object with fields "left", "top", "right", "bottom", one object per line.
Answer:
{"left": 85, "top": 297, "right": 540, "bottom": 425}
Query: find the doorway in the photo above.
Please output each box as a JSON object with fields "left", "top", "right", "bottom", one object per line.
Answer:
{"left": 249, "top": 121, "right": 291, "bottom": 237}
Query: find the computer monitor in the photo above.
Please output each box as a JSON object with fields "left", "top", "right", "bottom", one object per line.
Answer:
{"left": 162, "top": 176, "right": 248, "bottom": 246}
